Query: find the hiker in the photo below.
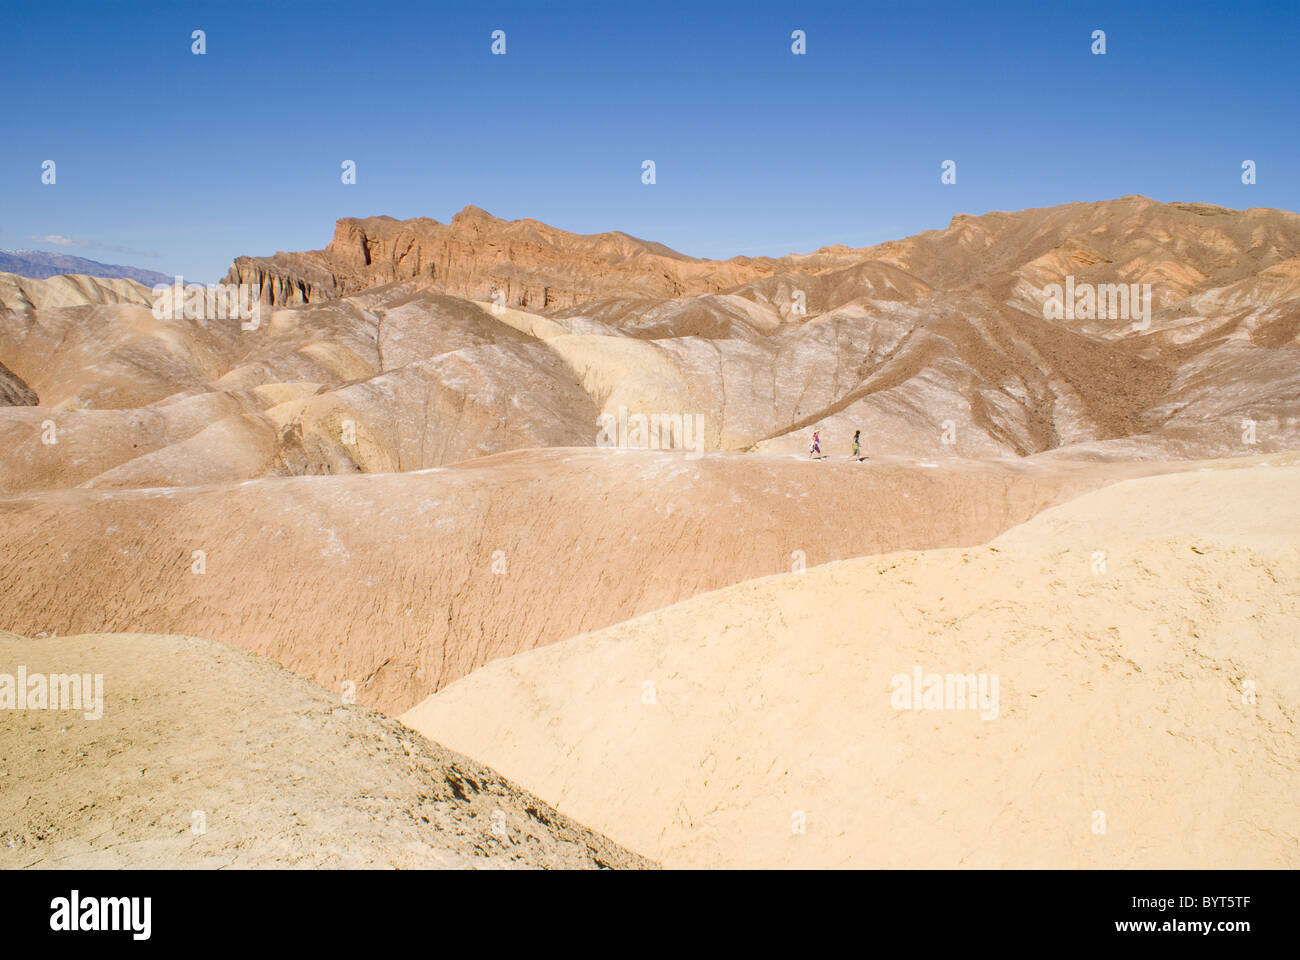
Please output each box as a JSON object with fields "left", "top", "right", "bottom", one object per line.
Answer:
{"left": 809, "top": 430, "right": 821, "bottom": 458}
{"left": 852, "top": 429, "right": 861, "bottom": 459}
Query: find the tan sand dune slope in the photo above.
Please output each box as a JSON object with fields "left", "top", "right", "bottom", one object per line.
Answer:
{"left": 0, "top": 630, "right": 650, "bottom": 869}
{"left": 402, "top": 455, "right": 1300, "bottom": 868}
{"left": 0, "top": 449, "right": 1171, "bottom": 717}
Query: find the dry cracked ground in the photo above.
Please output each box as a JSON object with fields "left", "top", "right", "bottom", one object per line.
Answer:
{"left": 1, "top": 196, "right": 1298, "bottom": 867}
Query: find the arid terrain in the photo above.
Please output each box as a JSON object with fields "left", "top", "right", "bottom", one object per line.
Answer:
{"left": 2, "top": 196, "right": 1297, "bottom": 868}
{"left": 405, "top": 455, "right": 1300, "bottom": 867}
{"left": 0, "top": 629, "right": 650, "bottom": 869}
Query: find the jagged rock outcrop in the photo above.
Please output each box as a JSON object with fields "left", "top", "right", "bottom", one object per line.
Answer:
{"left": 225, "top": 205, "right": 866, "bottom": 310}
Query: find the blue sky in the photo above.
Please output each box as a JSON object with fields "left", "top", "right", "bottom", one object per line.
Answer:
{"left": 2, "top": 0, "right": 1297, "bottom": 281}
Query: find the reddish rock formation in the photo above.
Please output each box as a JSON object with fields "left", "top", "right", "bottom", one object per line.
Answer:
{"left": 225, "top": 204, "right": 861, "bottom": 309}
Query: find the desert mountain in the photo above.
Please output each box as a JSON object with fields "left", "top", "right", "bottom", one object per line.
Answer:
{"left": 2, "top": 197, "right": 1299, "bottom": 711}
{"left": 4, "top": 198, "right": 1299, "bottom": 870}
{"left": 228, "top": 196, "right": 1300, "bottom": 313}
{"left": 196, "top": 196, "right": 1298, "bottom": 465}
{"left": 1, "top": 197, "right": 1298, "bottom": 500}
{"left": 0, "top": 249, "right": 174, "bottom": 286}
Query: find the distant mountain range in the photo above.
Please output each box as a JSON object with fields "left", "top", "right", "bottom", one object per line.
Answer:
{"left": 0, "top": 249, "right": 173, "bottom": 286}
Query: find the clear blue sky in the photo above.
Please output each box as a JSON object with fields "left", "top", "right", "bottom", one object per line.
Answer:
{"left": 3, "top": 0, "right": 1297, "bottom": 281}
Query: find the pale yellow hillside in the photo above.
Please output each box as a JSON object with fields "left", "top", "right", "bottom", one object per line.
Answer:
{"left": 403, "top": 456, "right": 1300, "bottom": 868}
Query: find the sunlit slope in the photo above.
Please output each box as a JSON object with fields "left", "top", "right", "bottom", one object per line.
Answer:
{"left": 404, "top": 456, "right": 1300, "bottom": 867}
